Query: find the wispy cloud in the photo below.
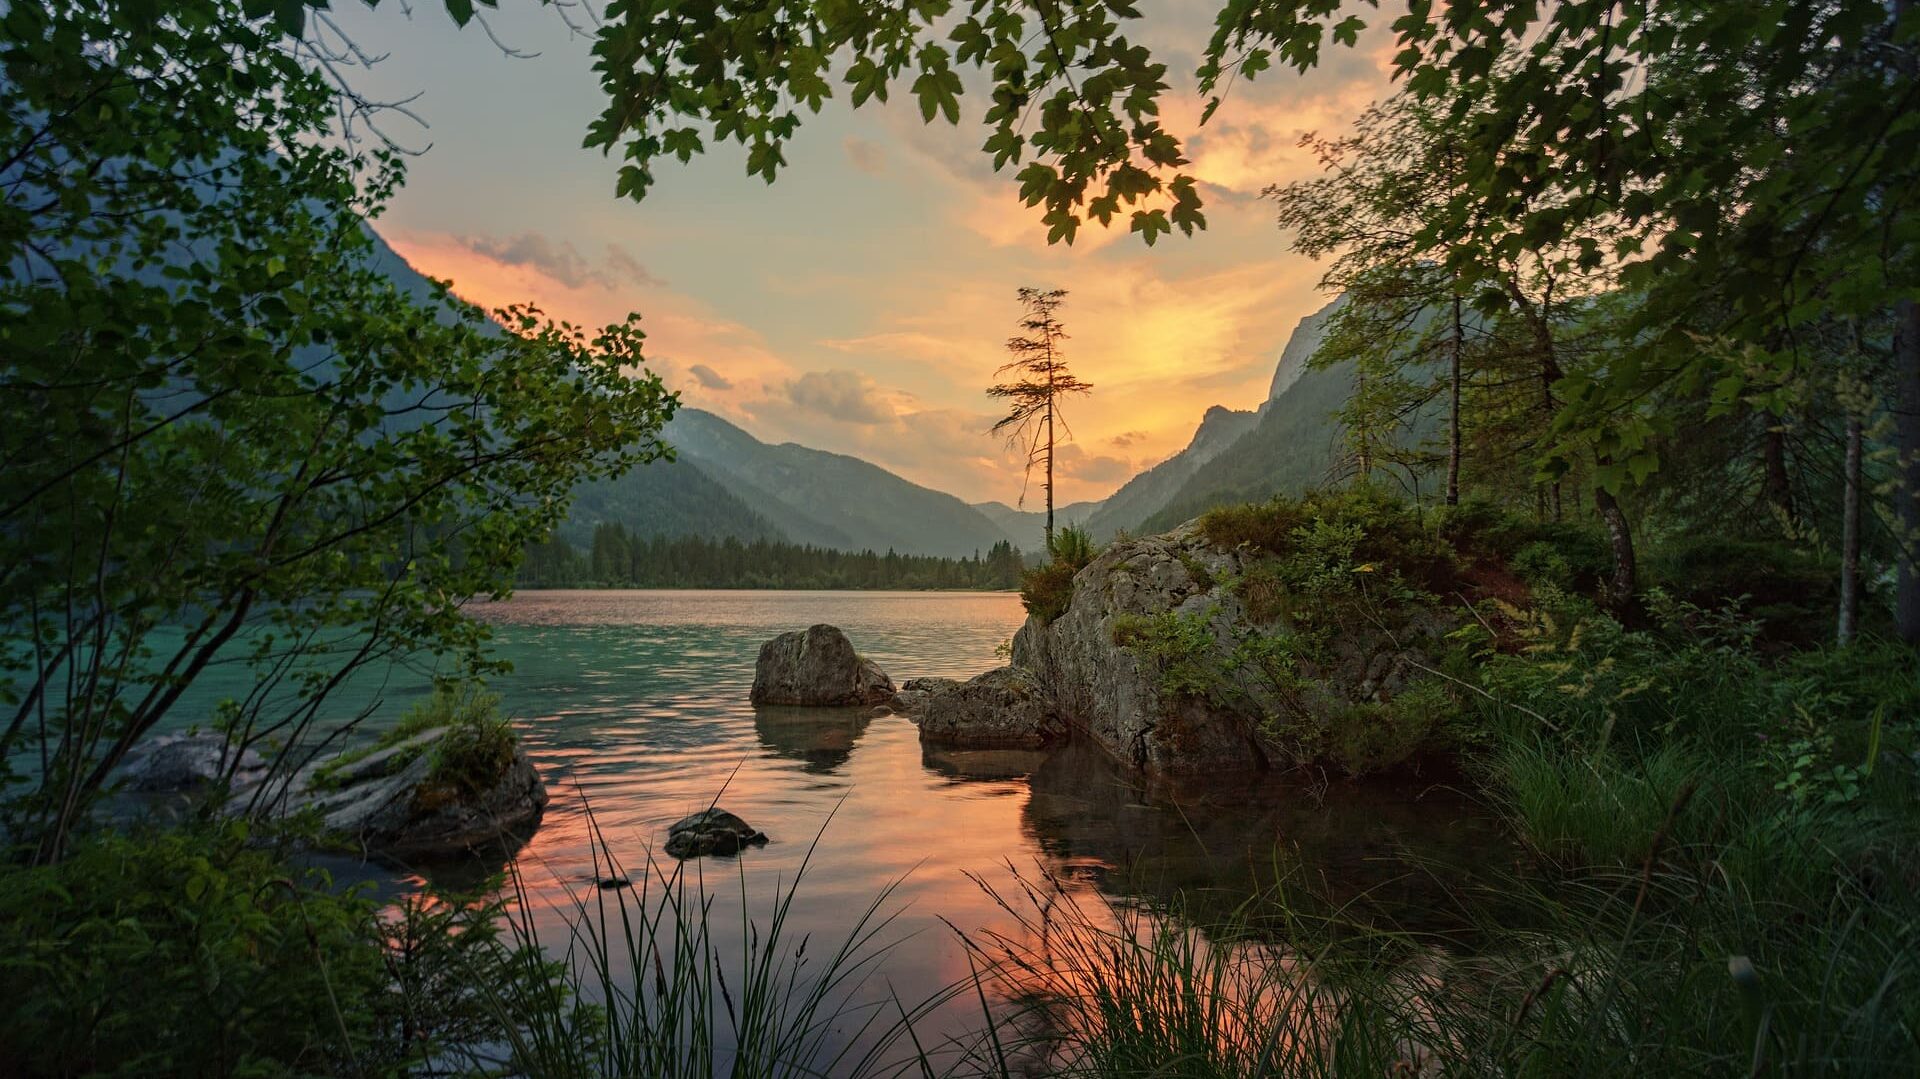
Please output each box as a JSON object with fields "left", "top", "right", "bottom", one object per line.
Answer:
{"left": 455, "top": 232, "right": 665, "bottom": 291}
{"left": 687, "top": 363, "right": 733, "bottom": 390}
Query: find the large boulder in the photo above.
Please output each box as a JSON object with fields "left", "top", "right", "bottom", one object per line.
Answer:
{"left": 268, "top": 726, "right": 548, "bottom": 857}
{"left": 1012, "top": 520, "right": 1453, "bottom": 777}
{"left": 750, "top": 624, "right": 895, "bottom": 707}
{"left": 918, "top": 666, "right": 1063, "bottom": 749}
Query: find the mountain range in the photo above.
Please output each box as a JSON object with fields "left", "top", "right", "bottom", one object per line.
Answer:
{"left": 559, "top": 297, "right": 1355, "bottom": 557}
{"left": 359, "top": 225, "right": 1356, "bottom": 557}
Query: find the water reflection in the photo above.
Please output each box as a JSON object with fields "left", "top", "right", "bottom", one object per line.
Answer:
{"left": 1019, "top": 742, "right": 1503, "bottom": 929}
{"left": 187, "top": 590, "right": 1509, "bottom": 1063}
{"left": 753, "top": 704, "right": 875, "bottom": 773}
{"left": 920, "top": 744, "right": 1050, "bottom": 783}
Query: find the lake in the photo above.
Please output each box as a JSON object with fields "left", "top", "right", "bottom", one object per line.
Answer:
{"left": 313, "top": 590, "right": 1502, "bottom": 1062}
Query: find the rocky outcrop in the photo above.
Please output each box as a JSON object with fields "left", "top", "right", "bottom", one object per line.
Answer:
{"left": 750, "top": 624, "right": 895, "bottom": 707}
{"left": 1011, "top": 521, "right": 1450, "bottom": 777}
{"left": 918, "top": 666, "right": 1063, "bottom": 749}
{"left": 664, "top": 808, "right": 768, "bottom": 858}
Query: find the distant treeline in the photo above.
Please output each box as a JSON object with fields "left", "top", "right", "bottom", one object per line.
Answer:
{"left": 520, "top": 522, "right": 1029, "bottom": 590}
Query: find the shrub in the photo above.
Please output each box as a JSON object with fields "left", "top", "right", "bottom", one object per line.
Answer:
{"left": 1276, "top": 680, "right": 1459, "bottom": 776}
{"left": 1200, "top": 487, "right": 1461, "bottom": 596}
{"left": 402, "top": 682, "right": 518, "bottom": 809}
{"left": 1019, "top": 559, "right": 1080, "bottom": 624}
{"left": 310, "top": 681, "right": 515, "bottom": 796}
{"left": 1047, "top": 522, "right": 1097, "bottom": 565}
{"left": 0, "top": 824, "right": 585, "bottom": 1077}
{"left": 1646, "top": 536, "right": 1835, "bottom": 645}
{"left": 1197, "top": 497, "right": 1311, "bottom": 553}
{"left": 0, "top": 824, "right": 389, "bottom": 1075}
{"left": 1232, "top": 558, "right": 1290, "bottom": 623}
{"left": 1020, "top": 525, "right": 1102, "bottom": 624}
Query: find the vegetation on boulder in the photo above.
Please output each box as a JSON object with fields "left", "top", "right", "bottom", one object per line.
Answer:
{"left": 1018, "top": 524, "right": 1101, "bottom": 625}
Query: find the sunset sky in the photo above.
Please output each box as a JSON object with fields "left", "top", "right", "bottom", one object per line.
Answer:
{"left": 328, "top": 1, "right": 1399, "bottom": 505}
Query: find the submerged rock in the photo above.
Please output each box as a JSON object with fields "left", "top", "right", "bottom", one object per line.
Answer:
{"left": 664, "top": 808, "right": 768, "bottom": 859}
{"left": 918, "top": 666, "right": 1062, "bottom": 749}
{"left": 750, "top": 624, "right": 895, "bottom": 707}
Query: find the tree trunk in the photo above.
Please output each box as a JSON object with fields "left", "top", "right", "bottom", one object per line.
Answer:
{"left": 1044, "top": 398, "right": 1056, "bottom": 552}
{"left": 1840, "top": 414, "right": 1862, "bottom": 645}
{"left": 1763, "top": 417, "right": 1796, "bottom": 528}
{"left": 1356, "top": 368, "right": 1374, "bottom": 480}
{"left": 1593, "top": 482, "right": 1638, "bottom": 610}
{"left": 1897, "top": 298, "right": 1920, "bottom": 643}
{"left": 1447, "top": 294, "right": 1463, "bottom": 506}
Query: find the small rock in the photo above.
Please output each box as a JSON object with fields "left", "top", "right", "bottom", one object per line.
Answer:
{"left": 664, "top": 808, "right": 768, "bottom": 859}
{"left": 597, "top": 876, "right": 632, "bottom": 891}
{"left": 750, "top": 624, "right": 895, "bottom": 707}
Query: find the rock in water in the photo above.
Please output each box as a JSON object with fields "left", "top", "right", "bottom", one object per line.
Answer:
{"left": 268, "top": 727, "right": 548, "bottom": 857}
{"left": 1011, "top": 520, "right": 1451, "bottom": 776}
{"left": 114, "top": 722, "right": 549, "bottom": 857}
{"left": 889, "top": 676, "right": 962, "bottom": 718}
{"left": 750, "top": 624, "right": 895, "bottom": 706}
{"left": 918, "top": 666, "right": 1062, "bottom": 749}
{"left": 120, "top": 732, "right": 269, "bottom": 792}
{"left": 664, "top": 808, "right": 768, "bottom": 859}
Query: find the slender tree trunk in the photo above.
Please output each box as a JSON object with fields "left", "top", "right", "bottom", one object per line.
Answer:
{"left": 1897, "top": 298, "right": 1920, "bottom": 643}
{"left": 1763, "top": 416, "right": 1796, "bottom": 528}
{"left": 1355, "top": 368, "right": 1374, "bottom": 481}
{"left": 1447, "top": 293, "right": 1464, "bottom": 506}
{"left": 1044, "top": 396, "right": 1056, "bottom": 551}
{"left": 1840, "top": 414, "right": 1863, "bottom": 645}
{"left": 1593, "top": 480, "right": 1637, "bottom": 610}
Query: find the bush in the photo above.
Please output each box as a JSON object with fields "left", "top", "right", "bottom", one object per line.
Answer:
{"left": 1200, "top": 487, "right": 1460, "bottom": 595}
{"left": 1020, "top": 525, "right": 1102, "bottom": 624}
{"left": 402, "top": 682, "right": 518, "bottom": 809}
{"left": 0, "top": 824, "right": 389, "bottom": 1076}
{"left": 0, "top": 823, "right": 584, "bottom": 1077}
{"left": 1646, "top": 535, "right": 1835, "bottom": 645}
{"left": 1259, "top": 680, "right": 1459, "bottom": 776}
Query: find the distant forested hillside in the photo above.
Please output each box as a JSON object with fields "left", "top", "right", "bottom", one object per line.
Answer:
{"left": 521, "top": 525, "right": 1027, "bottom": 590}
{"left": 561, "top": 408, "right": 1022, "bottom": 558}
{"left": 558, "top": 458, "right": 785, "bottom": 547}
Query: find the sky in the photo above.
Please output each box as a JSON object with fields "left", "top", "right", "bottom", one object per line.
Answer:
{"left": 324, "top": 1, "right": 1399, "bottom": 506}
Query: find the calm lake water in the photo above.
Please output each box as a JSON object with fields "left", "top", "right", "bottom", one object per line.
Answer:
{"left": 217, "top": 590, "right": 1506, "bottom": 1061}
